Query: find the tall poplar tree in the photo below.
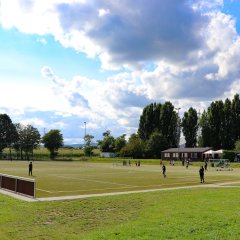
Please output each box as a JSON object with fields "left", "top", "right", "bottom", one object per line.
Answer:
{"left": 181, "top": 107, "right": 198, "bottom": 147}
{"left": 138, "top": 101, "right": 178, "bottom": 149}
{"left": 208, "top": 100, "right": 225, "bottom": 149}
{"left": 160, "top": 102, "right": 178, "bottom": 148}
{"left": 138, "top": 103, "right": 161, "bottom": 141}
{"left": 232, "top": 94, "right": 240, "bottom": 141}
{"left": 199, "top": 110, "right": 211, "bottom": 147}
{"left": 222, "top": 98, "right": 235, "bottom": 149}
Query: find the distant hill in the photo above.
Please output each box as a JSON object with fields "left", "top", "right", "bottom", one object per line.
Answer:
{"left": 63, "top": 143, "right": 98, "bottom": 148}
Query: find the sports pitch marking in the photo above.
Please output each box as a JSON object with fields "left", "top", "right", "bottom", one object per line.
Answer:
{"left": 36, "top": 188, "right": 53, "bottom": 193}
{"left": 49, "top": 175, "right": 139, "bottom": 188}
{"left": 35, "top": 178, "right": 236, "bottom": 194}
{"left": 1, "top": 180, "right": 240, "bottom": 202}
{"left": 38, "top": 181, "right": 240, "bottom": 202}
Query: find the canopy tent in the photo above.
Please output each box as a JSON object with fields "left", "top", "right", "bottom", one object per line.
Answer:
{"left": 203, "top": 150, "right": 215, "bottom": 155}
{"left": 214, "top": 149, "right": 223, "bottom": 154}
{"left": 203, "top": 149, "right": 224, "bottom": 158}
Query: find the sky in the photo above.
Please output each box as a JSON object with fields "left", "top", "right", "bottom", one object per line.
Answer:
{"left": 0, "top": 0, "right": 240, "bottom": 144}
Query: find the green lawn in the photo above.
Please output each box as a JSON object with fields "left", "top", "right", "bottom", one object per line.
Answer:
{"left": 0, "top": 187, "right": 240, "bottom": 239}
{"left": 0, "top": 160, "right": 240, "bottom": 198}
{"left": 1, "top": 160, "right": 240, "bottom": 239}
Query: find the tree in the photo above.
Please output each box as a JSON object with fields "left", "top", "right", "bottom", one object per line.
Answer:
{"left": 98, "top": 130, "right": 115, "bottom": 152}
{"left": 222, "top": 98, "right": 235, "bottom": 149}
{"left": 120, "top": 134, "right": 144, "bottom": 158}
{"left": 207, "top": 100, "right": 224, "bottom": 149}
{"left": 232, "top": 94, "right": 240, "bottom": 141}
{"left": 160, "top": 102, "right": 178, "bottom": 148}
{"left": 14, "top": 124, "right": 41, "bottom": 159}
{"left": 198, "top": 111, "right": 210, "bottom": 147}
{"left": 138, "top": 102, "right": 178, "bottom": 148}
{"left": 114, "top": 134, "right": 126, "bottom": 153}
{"left": 138, "top": 103, "right": 162, "bottom": 141}
{"left": 84, "top": 134, "right": 94, "bottom": 146}
{"left": 145, "top": 131, "right": 168, "bottom": 158}
{"left": 181, "top": 107, "right": 198, "bottom": 147}
{"left": 42, "top": 129, "right": 63, "bottom": 159}
{"left": 235, "top": 139, "right": 240, "bottom": 151}
{"left": 0, "top": 114, "right": 18, "bottom": 154}
{"left": 84, "top": 134, "right": 94, "bottom": 156}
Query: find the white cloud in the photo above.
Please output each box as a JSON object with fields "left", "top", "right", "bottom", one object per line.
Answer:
{"left": 64, "top": 137, "right": 83, "bottom": 144}
{"left": 0, "top": 0, "right": 208, "bottom": 69}
{"left": 98, "top": 8, "right": 110, "bottom": 17}
{"left": 19, "top": 117, "right": 46, "bottom": 127}
{"left": 37, "top": 38, "right": 47, "bottom": 44}
{"left": 1, "top": 0, "right": 240, "bottom": 141}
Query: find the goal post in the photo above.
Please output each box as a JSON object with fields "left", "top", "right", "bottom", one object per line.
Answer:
{"left": 209, "top": 159, "right": 232, "bottom": 171}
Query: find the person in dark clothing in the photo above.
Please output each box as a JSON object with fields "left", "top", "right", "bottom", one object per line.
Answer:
{"left": 204, "top": 161, "right": 208, "bottom": 171}
{"left": 162, "top": 164, "right": 166, "bottom": 178}
{"left": 186, "top": 160, "right": 189, "bottom": 169}
{"left": 29, "top": 161, "right": 33, "bottom": 176}
{"left": 199, "top": 166, "right": 204, "bottom": 183}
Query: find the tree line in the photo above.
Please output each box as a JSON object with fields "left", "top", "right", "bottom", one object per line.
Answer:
{"left": 135, "top": 94, "right": 240, "bottom": 158}
{"left": 99, "top": 94, "right": 240, "bottom": 159}
{"left": 1, "top": 94, "right": 239, "bottom": 160}
{"left": 0, "top": 114, "right": 63, "bottom": 159}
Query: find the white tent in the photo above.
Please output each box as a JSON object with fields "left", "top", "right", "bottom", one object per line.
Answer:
{"left": 203, "top": 150, "right": 214, "bottom": 155}
{"left": 203, "top": 149, "right": 223, "bottom": 158}
{"left": 214, "top": 149, "right": 223, "bottom": 154}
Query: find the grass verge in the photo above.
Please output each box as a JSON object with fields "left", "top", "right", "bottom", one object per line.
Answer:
{"left": 0, "top": 187, "right": 240, "bottom": 239}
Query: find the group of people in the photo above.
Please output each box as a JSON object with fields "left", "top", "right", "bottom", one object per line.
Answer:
{"left": 160, "top": 159, "right": 208, "bottom": 183}
{"left": 28, "top": 159, "right": 208, "bottom": 182}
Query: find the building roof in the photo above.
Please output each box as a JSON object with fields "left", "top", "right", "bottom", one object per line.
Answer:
{"left": 162, "top": 147, "right": 212, "bottom": 153}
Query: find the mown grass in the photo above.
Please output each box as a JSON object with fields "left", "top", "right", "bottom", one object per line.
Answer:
{"left": 0, "top": 187, "right": 240, "bottom": 239}
{"left": 0, "top": 161, "right": 240, "bottom": 198}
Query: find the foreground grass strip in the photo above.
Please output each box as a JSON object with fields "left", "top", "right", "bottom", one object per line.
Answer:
{"left": 0, "top": 187, "right": 240, "bottom": 239}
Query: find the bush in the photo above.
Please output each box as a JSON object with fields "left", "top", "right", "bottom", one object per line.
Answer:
{"left": 223, "top": 150, "right": 238, "bottom": 162}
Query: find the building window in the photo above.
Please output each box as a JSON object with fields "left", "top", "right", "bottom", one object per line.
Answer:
{"left": 173, "top": 153, "right": 179, "bottom": 158}
{"left": 164, "top": 153, "right": 170, "bottom": 158}
{"left": 191, "top": 153, "right": 198, "bottom": 158}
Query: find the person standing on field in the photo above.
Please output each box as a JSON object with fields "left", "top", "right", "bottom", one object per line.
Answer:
{"left": 199, "top": 166, "right": 204, "bottom": 183}
{"left": 162, "top": 164, "right": 166, "bottom": 178}
{"left": 204, "top": 161, "right": 208, "bottom": 171}
{"left": 29, "top": 161, "right": 33, "bottom": 176}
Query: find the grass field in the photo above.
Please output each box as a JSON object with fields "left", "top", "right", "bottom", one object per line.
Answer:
{"left": 1, "top": 160, "right": 240, "bottom": 239}
{"left": 0, "top": 160, "right": 240, "bottom": 198}
{"left": 0, "top": 187, "right": 240, "bottom": 239}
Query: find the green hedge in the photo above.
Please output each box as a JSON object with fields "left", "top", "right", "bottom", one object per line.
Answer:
{"left": 223, "top": 150, "right": 239, "bottom": 162}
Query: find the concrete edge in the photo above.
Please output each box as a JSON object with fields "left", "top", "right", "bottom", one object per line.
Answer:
{"left": 1, "top": 181, "right": 240, "bottom": 202}
{"left": 0, "top": 189, "right": 37, "bottom": 202}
